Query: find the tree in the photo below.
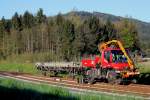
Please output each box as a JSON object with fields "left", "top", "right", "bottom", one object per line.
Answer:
{"left": 56, "top": 13, "right": 63, "bottom": 25}
{"left": 12, "top": 12, "right": 22, "bottom": 31}
{"left": 23, "top": 11, "right": 35, "bottom": 28}
{"left": 60, "top": 20, "right": 75, "bottom": 61}
{"left": 98, "top": 20, "right": 116, "bottom": 43}
{"left": 81, "top": 17, "right": 100, "bottom": 54}
{"left": 1, "top": 16, "right": 11, "bottom": 32}
{"left": 36, "top": 8, "right": 46, "bottom": 24}
{"left": 114, "top": 19, "right": 139, "bottom": 49}
{"left": 73, "top": 26, "right": 86, "bottom": 57}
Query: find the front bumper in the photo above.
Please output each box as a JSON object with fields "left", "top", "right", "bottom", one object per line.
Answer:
{"left": 123, "top": 71, "right": 140, "bottom": 78}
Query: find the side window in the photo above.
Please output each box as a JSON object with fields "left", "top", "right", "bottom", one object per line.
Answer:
{"left": 104, "top": 51, "right": 110, "bottom": 62}
{"left": 111, "top": 50, "right": 128, "bottom": 63}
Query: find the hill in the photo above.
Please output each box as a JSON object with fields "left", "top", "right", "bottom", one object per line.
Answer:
{"left": 64, "top": 11, "right": 150, "bottom": 44}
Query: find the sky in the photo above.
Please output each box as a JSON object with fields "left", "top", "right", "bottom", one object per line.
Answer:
{"left": 0, "top": 0, "right": 150, "bottom": 22}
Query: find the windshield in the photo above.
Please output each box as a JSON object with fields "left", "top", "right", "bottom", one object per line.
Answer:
{"left": 111, "top": 50, "right": 128, "bottom": 63}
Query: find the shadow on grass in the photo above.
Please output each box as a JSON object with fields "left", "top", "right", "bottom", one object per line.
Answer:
{"left": 0, "top": 86, "right": 77, "bottom": 100}
{"left": 137, "top": 73, "right": 150, "bottom": 85}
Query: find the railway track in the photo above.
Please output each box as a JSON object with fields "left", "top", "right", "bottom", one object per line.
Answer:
{"left": 0, "top": 71, "right": 150, "bottom": 99}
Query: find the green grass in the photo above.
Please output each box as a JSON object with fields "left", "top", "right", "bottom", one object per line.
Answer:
{"left": 0, "top": 78, "right": 143, "bottom": 100}
{"left": 137, "top": 61, "right": 150, "bottom": 73}
{"left": 0, "top": 78, "right": 73, "bottom": 100}
{"left": 0, "top": 61, "right": 38, "bottom": 74}
{"left": 5, "top": 52, "right": 63, "bottom": 63}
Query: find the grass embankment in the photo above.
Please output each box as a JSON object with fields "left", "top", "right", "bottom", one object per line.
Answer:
{"left": 137, "top": 61, "right": 150, "bottom": 73}
{"left": 0, "top": 78, "right": 142, "bottom": 100}
{"left": 0, "top": 61, "right": 37, "bottom": 75}
{"left": 136, "top": 61, "right": 150, "bottom": 85}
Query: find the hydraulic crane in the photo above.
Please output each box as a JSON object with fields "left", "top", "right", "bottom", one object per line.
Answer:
{"left": 81, "top": 40, "right": 140, "bottom": 84}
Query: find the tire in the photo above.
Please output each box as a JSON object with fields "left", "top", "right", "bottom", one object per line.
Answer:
{"left": 88, "top": 77, "right": 95, "bottom": 84}
{"left": 131, "top": 79, "right": 137, "bottom": 84}
{"left": 86, "top": 69, "right": 96, "bottom": 84}
{"left": 107, "top": 71, "right": 121, "bottom": 85}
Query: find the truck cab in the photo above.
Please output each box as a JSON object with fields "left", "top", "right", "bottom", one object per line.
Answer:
{"left": 81, "top": 48, "right": 129, "bottom": 71}
{"left": 101, "top": 48, "right": 129, "bottom": 71}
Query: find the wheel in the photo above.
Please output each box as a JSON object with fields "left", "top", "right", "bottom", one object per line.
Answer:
{"left": 131, "top": 79, "right": 138, "bottom": 84}
{"left": 50, "top": 71, "right": 58, "bottom": 77}
{"left": 115, "top": 78, "right": 122, "bottom": 85}
{"left": 107, "top": 71, "right": 121, "bottom": 85}
{"left": 88, "top": 77, "right": 95, "bottom": 84}
{"left": 86, "top": 69, "right": 96, "bottom": 84}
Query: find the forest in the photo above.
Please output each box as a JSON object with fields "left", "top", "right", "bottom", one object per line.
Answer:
{"left": 0, "top": 8, "right": 140, "bottom": 62}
